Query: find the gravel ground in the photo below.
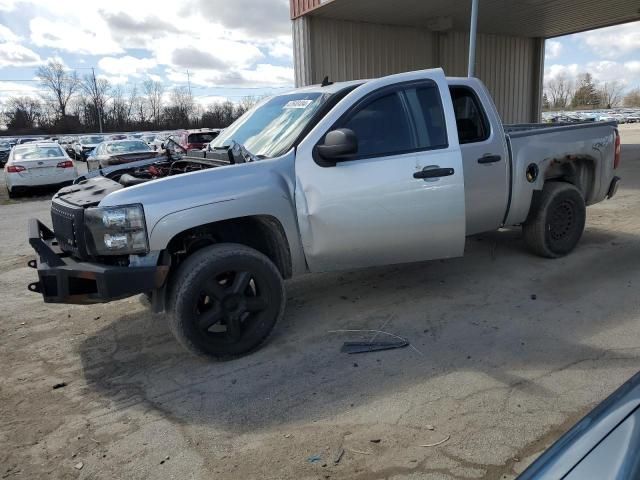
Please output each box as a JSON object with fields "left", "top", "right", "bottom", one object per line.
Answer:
{"left": 1, "top": 125, "right": 640, "bottom": 479}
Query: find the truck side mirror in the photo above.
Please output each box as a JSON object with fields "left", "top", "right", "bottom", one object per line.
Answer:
{"left": 315, "top": 128, "right": 358, "bottom": 166}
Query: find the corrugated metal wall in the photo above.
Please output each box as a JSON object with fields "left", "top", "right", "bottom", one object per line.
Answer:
{"left": 439, "top": 31, "right": 543, "bottom": 123}
{"left": 294, "top": 17, "right": 544, "bottom": 122}
{"left": 308, "top": 17, "right": 438, "bottom": 85}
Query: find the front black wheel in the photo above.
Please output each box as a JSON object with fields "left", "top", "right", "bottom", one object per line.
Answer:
{"left": 523, "top": 182, "right": 586, "bottom": 258}
{"left": 168, "top": 244, "right": 285, "bottom": 359}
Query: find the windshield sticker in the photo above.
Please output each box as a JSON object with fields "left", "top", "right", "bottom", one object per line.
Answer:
{"left": 283, "top": 99, "right": 313, "bottom": 109}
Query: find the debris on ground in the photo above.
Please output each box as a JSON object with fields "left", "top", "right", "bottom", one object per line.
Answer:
{"left": 348, "top": 448, "right": 373, "bottom": 455}
{"left": 74, "top": 462, "right": 83, "bottom": 470}
{"left": 333, "top": 448, "right": 344, "bottom": 465}
{"left": 330, "top": 329, "right": 423, "bottom": 356}
{"left": 160, "top": 455, "right": 170, "bottom": 465}
{"left": 419, "top": 434, "right": 450, "bottom": 447}
{"left": 307, "top": 454, "right": 322, "bottom": 464}
{"left": 283, "top": 434, "right": 291, "bottom": 438}
{"left": 530, "top": 294, "right": 537, "bottom": 300}
{"left": 341, "top": 341, "right": 409, "bottom": 354}
{"left": 426, "top": 425, "right": 435, "bottom": 431}
{"left": 369, "top": 439, "right": 381, "bottom": 443}
{"left": 52, "top": 382, "right": 67, "bottom": 390}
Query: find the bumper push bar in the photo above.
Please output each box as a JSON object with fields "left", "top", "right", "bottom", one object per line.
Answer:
{"left": 27, "top": 218, "right": 168, "bottom": 304}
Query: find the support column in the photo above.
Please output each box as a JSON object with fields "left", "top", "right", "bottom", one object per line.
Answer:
{"left": 467, "top": 0, "right": 479, "bottom": 77}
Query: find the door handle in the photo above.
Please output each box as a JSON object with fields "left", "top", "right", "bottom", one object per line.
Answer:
{"left": 413, "top": 167, "right": 455, "bottom": 179}
{"left": 478, "top": 154, "right": 501, "bottom": 164}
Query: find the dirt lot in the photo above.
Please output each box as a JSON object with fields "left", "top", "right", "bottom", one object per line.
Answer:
{"left": 1, "top": 126, "right": 640, "bottom": 480}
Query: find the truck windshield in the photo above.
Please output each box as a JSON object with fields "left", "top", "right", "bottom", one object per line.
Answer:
{"left": 209, "top": 92, "right": 329, "bottom": 158}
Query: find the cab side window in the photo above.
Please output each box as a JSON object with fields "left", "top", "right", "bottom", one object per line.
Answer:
{"left": 449, "top": 87, "right": 489, "bottom": 144}
{"left": 341, "top": 92, "right": 413, "bottom": 158}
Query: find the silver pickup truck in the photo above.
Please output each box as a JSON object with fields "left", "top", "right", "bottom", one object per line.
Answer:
{"left": 27, "top": 68, "right": 621, "bottom": 359}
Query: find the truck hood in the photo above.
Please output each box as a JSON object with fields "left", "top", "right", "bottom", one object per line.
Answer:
{"left": 99, "top": 152, "right": 296, "bottom": 234}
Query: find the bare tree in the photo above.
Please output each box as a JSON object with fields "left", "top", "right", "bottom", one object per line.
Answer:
{"left": 107, "top": 85, "right": 129, "bottom": 129}
{"left": 545, "top": 74, "right": 574, "bottom": 109}
{"left": 143, "top": 80, "right": 164, "bottom": 127}
{"left": 598, "top": 81, "right": 625, "bottom": 109}
{"left": 624, "top": 88, "right": 640, "bottom": 108}
{"left": 4, "top": 96, "right": 42, "bottom": 129}
{"left": 164, "top": 86, "right": 194, "bottom": 128}
{"left": 35, "top": 61, "right": 80, "bottom": 119}
{"left": 81, "top": 74, "right": 110, "bottom": 131}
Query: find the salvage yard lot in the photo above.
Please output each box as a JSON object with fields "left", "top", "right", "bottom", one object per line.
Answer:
{"left": 1, "top": 125, "right": 640, "bottom": 480}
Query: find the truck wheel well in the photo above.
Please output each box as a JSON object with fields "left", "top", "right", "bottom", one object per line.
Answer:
{"left": 166, "top": 215, "right": 293, "bottom": 279}
{"left": 543, "top": 156, "right": 595, "bottom": 202}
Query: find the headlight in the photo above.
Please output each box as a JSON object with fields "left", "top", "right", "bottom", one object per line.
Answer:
{"left": 84, "top": 204, "right": 149, "bottom": 255}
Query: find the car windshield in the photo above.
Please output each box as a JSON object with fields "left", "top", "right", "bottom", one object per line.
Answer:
{"left": 142, "top": 135, "right": 155, "bottom": 142}
{"left": 80, "top": 136, "right": 104, "bottom": 144}
{"left": 104, "top": 141, "right": 151, "bottom": 154}
{"left": 209, "top": 92, "right": 329, "bottom": 158}
{"left": 0, "top": 142, "right": 10, "bottom": 149}
{"left": 14, "top": 145, "right": 64, "bottom": 160}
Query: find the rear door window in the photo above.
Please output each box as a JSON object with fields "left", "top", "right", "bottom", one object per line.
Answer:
{"left": 449, "top": 86, "right": 490, "bottom": 144}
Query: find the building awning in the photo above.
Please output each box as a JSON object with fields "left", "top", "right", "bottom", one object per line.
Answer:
{"left": 302, "top": 0, "right": 640, "bottom": 38}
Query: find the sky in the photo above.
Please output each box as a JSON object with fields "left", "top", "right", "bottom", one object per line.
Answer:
{"left": 0, "top": 0, "right": 638, "bottom": 107}
{"left": 544, "top": 22, "right": 640, "bottom": 90}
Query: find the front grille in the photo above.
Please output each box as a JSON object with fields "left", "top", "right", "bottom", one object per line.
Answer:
{"left": 51, "top": 200, "right": 88, "bottom": 258}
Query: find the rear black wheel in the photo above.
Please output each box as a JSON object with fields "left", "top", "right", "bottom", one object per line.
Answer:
{"left": 168, "top": 244, "right": 285, "bottom": 359}
{"left": 523, "top": 182, "right": 586, "bottom": 258}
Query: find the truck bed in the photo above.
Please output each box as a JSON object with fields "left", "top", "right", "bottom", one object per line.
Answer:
{"left": 504, "top": 121, "right": 617, "bottom": 136}
{"left": 503, "top": 120, "right": 618, "bottom": 226}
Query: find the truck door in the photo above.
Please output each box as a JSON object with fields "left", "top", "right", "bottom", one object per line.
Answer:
{"left": 449, "top": 84, "right": 509, "bottom": 235}
{"left": 295, "top": 69, "right": 466, "bottom": 272}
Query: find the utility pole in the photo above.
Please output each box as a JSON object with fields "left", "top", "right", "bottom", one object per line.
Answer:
{"left": 91, "top": 67, "right": 103, "bottom": 133}
{"left": 186, "top": 70, "right": 192, "bottom": 97}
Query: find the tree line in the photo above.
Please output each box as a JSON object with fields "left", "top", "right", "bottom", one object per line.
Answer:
{"left": 0, "top": 61, "right": 259, "bottom": 135}
{"left": 544, "top": 72, "right": 640, "bottom": 110}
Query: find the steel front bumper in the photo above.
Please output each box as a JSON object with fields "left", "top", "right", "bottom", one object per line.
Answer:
{"left": 27, "top": 218, "right": 168, "bottom": 304}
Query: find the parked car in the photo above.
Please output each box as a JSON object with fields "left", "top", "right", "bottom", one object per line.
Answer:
{"left": 0, "top": 140, "right": 11, "bottom": 165}
{"left": 141, "top": 134, "right": 156, "bottom": 147}
{"left": 518, "top": 371, "right": 640, "bottom": 479}
{"left": 105, "top": 134, "right": 128, "bottom": 141}
{"left": 87, "top": 139, "right": 162, "bottom": 170}
{"left": 172, "top": 129, "right": 221, "bottom": 151}
{"left": 17, "top": 137, "right": 43, "bottom": 145}
{"left": 73, "top": 135, "right": 104, "bottom": 161}
{"left": 5, "top": 142, "right": 76, "bottom": 198}
{"left": 27, "top": 68, "right": 621, "bottom": 359}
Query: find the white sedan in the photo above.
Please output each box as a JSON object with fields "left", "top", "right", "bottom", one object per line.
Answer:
{"left": 5, "top": 142, "right": 77, "bottom": 198}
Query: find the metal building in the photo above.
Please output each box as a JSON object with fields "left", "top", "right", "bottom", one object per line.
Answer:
{"left": 291, "top": 0, "right": 640, "bottom": 123}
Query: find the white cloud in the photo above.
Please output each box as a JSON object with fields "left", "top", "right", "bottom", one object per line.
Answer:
{"left": 30, "top": 17, "right": 123, "bottom": 55}
{"left": 0, "top": 24, "right": 19, "bottom": 42}
{"left": 98, "top": 55, "right": 157, "bottom": 76}
{"left": 545, "top": 40, "right": 562, "bottom": 60}
{"left": 0, "top": 80, "right": 42, "bottom": 101}
{"left": 267, "top": 41, "right": 293, "bottom": 59}
{"left": 581, "top": 23, "right": 640, "bottom": 59}
{"left": 545, "top": 61, "right": 640, "bottom": 89}
{"left": 0, "top": 42, "right": 42, "bottom": 67}
{"left": 96, "top": 73, "right": 129, "bottom": 85}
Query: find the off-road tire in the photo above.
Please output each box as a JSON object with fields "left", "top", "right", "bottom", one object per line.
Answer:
{"left": 167, "top": 243, "right": 285, "bottom": 359}
{"left": 523, "top": 182, "right": 586, "bottom": 258}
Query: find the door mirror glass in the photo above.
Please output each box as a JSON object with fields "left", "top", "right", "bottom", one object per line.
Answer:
{"left": 316, "top": 128, "right": 358, "bottom": 165}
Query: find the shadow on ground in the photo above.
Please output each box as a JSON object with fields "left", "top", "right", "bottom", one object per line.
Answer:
{"left": 78, "top": 226, "right": 640, "bottom": 433}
